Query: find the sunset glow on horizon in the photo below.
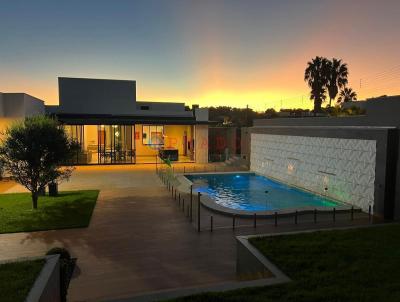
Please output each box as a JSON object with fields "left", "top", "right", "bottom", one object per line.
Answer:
{"left": 1, "top": 0, "right": 399, "bottom": 111}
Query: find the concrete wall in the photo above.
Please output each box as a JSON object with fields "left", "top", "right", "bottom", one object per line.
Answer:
{"left": 250, "top": 126, "right": 395, "bottom": 219}
{"left": 251, "top": 133, "right": 376, "bottom": 212}
{"left": 195, "top": 108, "right": 209, "bottom": 122}
{"left": 23, "top": 94, "right": 46, "bottom": 116}
{"left": 26, "top": 255, "right": 61, "bottom": 302}
{"left": 0, "top": 93, "right": 4, "bottom": 116}
{"left": 241, "top": 127, "right": 251, "bottom": 162}
{"left": 195, "top": 125, "right": 209, "bottom": 163}
{"left": 253, "top": 108, "right": 400, "bottom": 219}
{"left": 58, "top": 77, "right": 136, "bottom": 115}
{"left": 2, "top": 93, "right": 25, "bottom": 116}
{"left": 0, "top": 93, "right": 45, "bottom": 138}
{"left": 0, "top": 93, "right": 45, "bottom": 117}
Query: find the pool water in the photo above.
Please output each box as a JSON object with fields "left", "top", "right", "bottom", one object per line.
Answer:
{"left": 185, "top": 173, "right": 339, "bottom": 211}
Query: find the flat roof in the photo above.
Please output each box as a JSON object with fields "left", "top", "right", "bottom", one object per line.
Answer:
{"left": 52, "top": 113, "right": 212, "bottom": 125}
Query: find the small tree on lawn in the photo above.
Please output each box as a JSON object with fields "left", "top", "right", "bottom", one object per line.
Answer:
{"left": 0, "top": 116, "right": 77, "bottom": 209}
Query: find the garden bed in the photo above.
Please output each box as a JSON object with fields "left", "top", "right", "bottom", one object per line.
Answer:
{"left": 167, "top": 224, "right": 400, "bottom": 301}
{"left": 0, "top": 259, "right": 45, "bottom": 302}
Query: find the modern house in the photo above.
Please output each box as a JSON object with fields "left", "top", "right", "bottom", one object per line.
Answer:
{"left": 45, "top": 77, "right": 210, "bottom": 165}
{"left": 1, "top": 77, "right": 210, "bottom": 165}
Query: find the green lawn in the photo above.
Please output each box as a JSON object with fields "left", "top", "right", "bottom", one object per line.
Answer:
{"left": 167, "top": 224, "right": 400, "bottom": 302}
{"left": 0, "top": 190, "right": 99, "bottom": 234}
{"left": 0, "top": 259, "right": 45, "bottom": 302}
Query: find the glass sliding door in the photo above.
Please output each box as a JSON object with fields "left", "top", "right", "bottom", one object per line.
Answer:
{"left": 64, "top": 125, "right": 86, "bottom": 164}
{"left": 97, "top": 125, "right": 135, "bottom": 164}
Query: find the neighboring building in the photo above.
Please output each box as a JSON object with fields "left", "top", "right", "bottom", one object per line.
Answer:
{"left": 250, "top": 96, "right": 400, "bottom": 220}
{"left": 0, "top": 93, "right": 45, "bottom": 137}
{"left": 47, "top": 77, "right": 210, "bottom": 164}
{"left": 342, "top": 95, "right": 400, "bottom": 115}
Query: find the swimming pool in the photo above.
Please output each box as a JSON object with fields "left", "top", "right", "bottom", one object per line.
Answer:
{"left": 185, "top": 173, "right": 340, "bottom": 213}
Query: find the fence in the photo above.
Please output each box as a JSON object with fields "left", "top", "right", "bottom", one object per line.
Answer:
{"left": 156, "top": 160, "right": 373, "bottom": 232}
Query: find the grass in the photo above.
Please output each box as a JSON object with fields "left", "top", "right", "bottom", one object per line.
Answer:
{"left": 167, "top": 224, "right": 400, "bottom": 302}
{"left": 0, "top": 259, "right": 45, "bottom": 302}
{"left": 0, "top": 190, "right": 99, "bottom": 234}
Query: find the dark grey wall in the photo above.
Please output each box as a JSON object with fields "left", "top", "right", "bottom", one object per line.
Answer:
{"left": 251, "top": 126, "right": 398, "bottom": 219}
{"left": 58, "top": 77, "right": 136, "bottom": 115}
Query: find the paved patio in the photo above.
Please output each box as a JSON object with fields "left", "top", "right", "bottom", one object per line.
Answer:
{"left": 0, "top": 165, "right": 241, "bottom": 302}
{"left": 0, "top": 165, "right": 373, "bottom": 302}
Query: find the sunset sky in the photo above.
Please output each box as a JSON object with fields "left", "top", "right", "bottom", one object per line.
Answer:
{"left": 1, "top": 0, "right": 399, "bottom": 111}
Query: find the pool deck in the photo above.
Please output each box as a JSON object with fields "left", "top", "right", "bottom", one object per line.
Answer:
{"left": 0, "top": 164, "right": 374, "bottom": 302}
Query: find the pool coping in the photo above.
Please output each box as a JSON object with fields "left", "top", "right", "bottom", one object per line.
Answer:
{"left": 177, "top": 172, "right": 360, "bottom": 218}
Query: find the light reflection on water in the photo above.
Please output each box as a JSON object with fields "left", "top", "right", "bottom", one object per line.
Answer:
{"left": 186, "top": 173, "right": 339, "bottom": 211}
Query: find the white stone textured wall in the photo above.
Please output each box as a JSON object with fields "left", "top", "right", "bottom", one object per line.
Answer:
{"left": 250, "top": 134, "right": 376, "bottom": 212}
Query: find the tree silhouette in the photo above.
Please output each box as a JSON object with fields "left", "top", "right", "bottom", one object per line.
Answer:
{"left": 304, "top": 56, "right": 329, "bottom": 112}
{"left": 326, "top": 58, "right": 348, "bottom": 107}
{"left": 337, "top": 87, "right": 357, "bottom": 103}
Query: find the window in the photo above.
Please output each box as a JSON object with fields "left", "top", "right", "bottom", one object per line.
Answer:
{"left": 140, "top": 105, "right": 150, "bottom": 110}
{"left": 142, "top": 125, "right": 164, "bottom": 145}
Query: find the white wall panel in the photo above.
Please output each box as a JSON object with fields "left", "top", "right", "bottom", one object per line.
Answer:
{"left": 250, "top": 134, "right": 376, "bottom": 212}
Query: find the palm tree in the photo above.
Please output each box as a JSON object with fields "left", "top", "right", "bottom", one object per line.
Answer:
{"left": 326, "top": 58, "right": 348, "bottom": 107}
{"left": 337, "top": 87, "right": 357, "bottom": 103}
{"left": 304, "top": 56, "right": 329, "bottom": 112}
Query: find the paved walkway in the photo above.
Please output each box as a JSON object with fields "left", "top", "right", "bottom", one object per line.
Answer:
{"left": 0, "top": 165, "right": 239, "bottom": 302}
{"left": 0, "top": 165, "right": 372, "bottom": 302}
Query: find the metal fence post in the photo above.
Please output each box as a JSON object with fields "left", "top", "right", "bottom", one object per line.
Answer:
{"left": 182, "top": 198, "right": 185, "bottom": 212}
{"left": 232, "top": 215, "right": 236, "bottom": 230}
{"left": 190, "top": 185, "right": 193, "bottom": 222}
{"left": 210, "top": 216, "right": 213, "bottom": 232}
{"left": 178, "top": 193, "right": 181, "bottom": 206}
{"left": 253, "top": 213, "right": 257, "bottom": 228}
{"left": 369, "top": 205, "right": 372, "bottom": 222}
{"left": 351, "top": 206, "right": 354, "bottom": 221}
{"left": 274, "top": 212, "right": 278, "bottom": 227}
{"left": 197, "top": 192, "right": 201, "bottom": 232}
{"left": 314, "top": 209, "right": 317, "bottom": 223}
{"left": 333, "top": 208, "right": 336, "bottom": 222}
{"left": 295, "top": 210, "right": 298, "bottom": 225}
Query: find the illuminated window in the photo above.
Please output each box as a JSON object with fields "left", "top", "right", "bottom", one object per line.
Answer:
{"left": 142, "top": 125, "right": 164, "bottom": 145}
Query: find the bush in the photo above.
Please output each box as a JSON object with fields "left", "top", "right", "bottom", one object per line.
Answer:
{"left": 46, "top": 247, "right": 71, "bottom": 261}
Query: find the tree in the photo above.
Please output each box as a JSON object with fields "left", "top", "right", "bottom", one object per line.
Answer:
{"left": 0, "top": 116, "right": 77, "bottom": 209}
{"left": 304, "top": 56, "right": 329, "bottom": 112}
{"left": 265, "top": 108, "right": 278, "bottom": 118}
{"left": 326, "top": 58, "right": 348, "bottom": 107}
{"left": 337, "top": 87, "right": 357, "bottom": 103}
